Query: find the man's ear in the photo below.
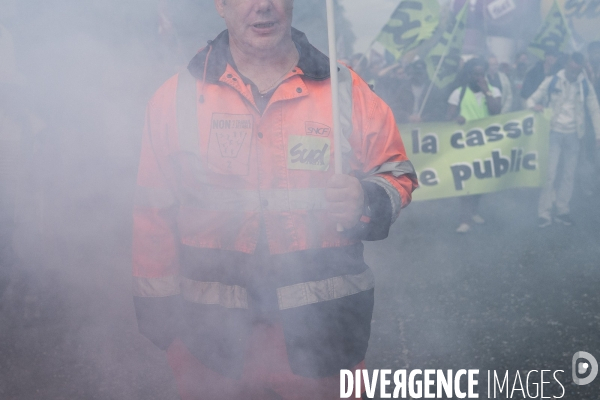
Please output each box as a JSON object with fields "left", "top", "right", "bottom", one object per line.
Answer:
{"left": 214, "top": 0, "right": 225, "bottom": 18}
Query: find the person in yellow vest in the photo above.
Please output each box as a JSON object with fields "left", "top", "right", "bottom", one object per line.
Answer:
{"left": 446, "top": 57, "right": 502, "bottom": 233}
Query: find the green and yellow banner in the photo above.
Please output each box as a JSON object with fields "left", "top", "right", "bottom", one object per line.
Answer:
{"left": 424, "top": 1, "right": 468, "bottom": 89}
{"left": 376, "top": 0, "right": 441, "bottom": 61}
{"left": 541, "top": 0, "right": 600, "bottom": 43}
{"left": 399, "top": 110, "right": 551, "bottom": 201}
{"left": 530, "top": 0, "right": 570, "bottom": 59}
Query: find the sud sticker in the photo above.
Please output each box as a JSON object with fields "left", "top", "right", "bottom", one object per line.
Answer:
{"left": 287, "top": 135, "right": 331, "bottom": 172}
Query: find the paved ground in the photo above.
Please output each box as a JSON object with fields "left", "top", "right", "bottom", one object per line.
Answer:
{"left": 366, "top": 187, "right": 600, "bottom": 398}
{"left": 0, "top": 163, "right": 599, "bottom": 400}
{"left": 4, "top": 3, "right": 599, "bottom": 399}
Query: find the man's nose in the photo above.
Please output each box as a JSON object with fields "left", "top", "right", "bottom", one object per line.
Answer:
{"left": 254, "top": 0, "right": 273, "bottom": 12}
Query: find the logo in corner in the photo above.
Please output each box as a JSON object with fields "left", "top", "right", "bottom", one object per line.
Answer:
{"left": 305, "top": 121, "right": 331, "bottom": 137}
{"left": 573, "top": 351, "right": 598, "bottom": 386}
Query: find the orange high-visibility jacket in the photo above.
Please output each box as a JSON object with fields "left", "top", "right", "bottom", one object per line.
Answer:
{"left": 133, "top": 29, "right": 417, "bottom": 379}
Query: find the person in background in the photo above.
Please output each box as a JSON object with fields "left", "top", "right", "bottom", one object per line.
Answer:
{"left": 363, "top": 50, "right": 386, "bottom": 87}
{"left": 520, "top": 48, "right": 564, "bottom": 100}
{"left": 378, "top": 59, "right": 446, "bottom": 124}
{"left": 374, "top": 63, "right": 405, "bottom": 122}
{"left": 499, "top": 62, "right": 511, "bottom": 76}
{"left": 527, "top": 52, "right": 600, "bottom": 227}
{"left": 487, "top": 55, "right": 513, "bottom": 114}
{"left": 512, "top": 51, "right": 530, "bottom": 111}
{"left": 446, "top": 57, "right": 502, "bottom": 233}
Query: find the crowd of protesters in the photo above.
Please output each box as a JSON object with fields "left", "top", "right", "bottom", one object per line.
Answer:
{"left": 349, "top": 43, "right": 600, "bottom": 233}
{"left": 347, "top": 48, "right": 573, "bottom": 124}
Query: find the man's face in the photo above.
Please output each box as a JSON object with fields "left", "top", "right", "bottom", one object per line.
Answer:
{"left": 565, "top": 60, "right": 583, "bottom": 82}
{"left": 469, "top": 66, "right": 486, "bottom": 86}
{"left": 215, "top": 0, "right": 294, "bottom": 52}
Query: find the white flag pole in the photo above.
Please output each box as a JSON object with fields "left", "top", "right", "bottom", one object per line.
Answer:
{"left": 326, "top": 0, "right": 342, "bottom": 175}
{"left": 417, "top": 48, "right": 447, "bottom": 117}
{"left": 325, "top": 0, "right": 344, "bottom": 233}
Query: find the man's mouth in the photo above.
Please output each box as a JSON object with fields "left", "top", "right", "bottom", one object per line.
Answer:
{"left": 253, "top": 22, "right": 276, "bottom": 29}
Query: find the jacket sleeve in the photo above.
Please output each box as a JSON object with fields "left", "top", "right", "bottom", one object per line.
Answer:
{"left": 585, "top": 80, "right": 600, "bottom": 140}
{"left": 132, "top": 91, "right": 182, "bottom": 350}
{"left": 348, "top": 71, "right": 419, "bottom": 241}
{"left": 526, "top": 76, "right": 553, "bottom": 109}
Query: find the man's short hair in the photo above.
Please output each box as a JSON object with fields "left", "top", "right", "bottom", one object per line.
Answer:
{"left": 570, "top": 52, "right": 585, "bottom": 66}
{"left": 463, "top": 56, "right": 488, "bottom": 76}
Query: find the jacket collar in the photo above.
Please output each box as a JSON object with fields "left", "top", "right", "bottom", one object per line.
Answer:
{"left": 188, "top": 28, "right": 331, "bottom": 83}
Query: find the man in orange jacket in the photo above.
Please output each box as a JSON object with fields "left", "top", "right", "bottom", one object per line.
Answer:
{"left": 133, "top": 1, "right": 418, "bottom": 399}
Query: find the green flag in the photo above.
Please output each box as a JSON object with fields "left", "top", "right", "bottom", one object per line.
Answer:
{"left": 529, "top": 0, "right": 570, "bottom": 59}
{"left": 375, "top": 0, "right": 441, "bottom": 61}
{"left": 424, "top": 2, "right": 468, "bottom": 89}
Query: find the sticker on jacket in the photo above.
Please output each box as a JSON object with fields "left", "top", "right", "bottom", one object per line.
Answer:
{"left": 305, "top": 121, "right": 331, "bottom": 137}
{"left": 208, "top": 113, "right": 253, "bottom": 175}
{"left": 287, "top": 135, "right": 330, "bottom": 171}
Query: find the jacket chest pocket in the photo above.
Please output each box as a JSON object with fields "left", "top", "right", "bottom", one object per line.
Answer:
{"left": 207, "top": 113, "right": 254, "bottom": 176}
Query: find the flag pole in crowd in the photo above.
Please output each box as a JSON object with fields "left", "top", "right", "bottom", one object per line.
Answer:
{"left": 325, "top": 0, "right": 344, "bottom": 232}
{"left": 418, "top": 1, "right": 468, "bottom": 118}
{"left": 417, "top": 52, "right": 445, "bottom": 118}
